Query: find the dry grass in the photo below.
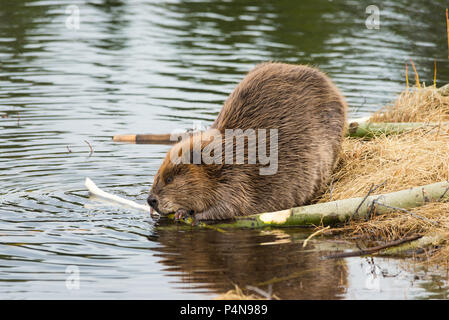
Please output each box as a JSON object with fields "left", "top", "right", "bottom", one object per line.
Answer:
{"left": 370, "top": 85, "right": 449, "bottom": 123}
{"left": 341, "top": 203, "right": 449, "bottom": 263}
{"left": 214, "top": 284, "right": 279, "bottom": 300}
{"left": 319, "top": 127, "right": 449, "bottom": 203}
{"left": 318, "top": 86, "right": 449, "bottom": 266}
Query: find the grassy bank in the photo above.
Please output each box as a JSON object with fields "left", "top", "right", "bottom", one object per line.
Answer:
{"left": 317, "top": 84, "right": 449, "bottom": 266}
{"left": 213, "top": 85, "right": 449, "bottom": 300}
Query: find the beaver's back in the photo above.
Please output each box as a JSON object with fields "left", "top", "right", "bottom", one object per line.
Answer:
{"left": 211, "top": 62, "right": 347, "bottom": 214}
{"left": 213, "top": 62, "right": 345, "bottom": 131}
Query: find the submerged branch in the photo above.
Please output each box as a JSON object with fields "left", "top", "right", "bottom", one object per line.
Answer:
{"left": 322, "top": 235, "right": 422, "bottom": 259}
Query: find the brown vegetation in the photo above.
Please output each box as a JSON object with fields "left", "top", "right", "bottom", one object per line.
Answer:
{"left": 319, "top": 85, "right": 449, "bottom": 266}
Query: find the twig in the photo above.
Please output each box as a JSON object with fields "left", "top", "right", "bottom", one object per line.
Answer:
{"left": 365, "top": 199, "right": 378, "bottom": 221}
{"left": 303, "top": 226, "right": 330, "bottom": 248}
{"left": 84, "top": 140, "right": 94, "bottom": 156}
{"left": 372, "top": 200, "right": 440, "bottom": 227}
{"left": 352, "top": 184, "right": 375, "bottom": 219}
{"left": 352, "top": 180, "right": 386, "bottom": 219}
{"left": 352, "top": 96, "right": 367, "bottom": 114}
{"left": 409, "top": 58, "right": 421, "bottom": 90}
{"left": 405, "top": 63, "right": 409, "bottom": 90}
{"left": 245, "top": 285, "right": 278, "bottom": 300}
{"left": 446, "top": 8, "right": 449, "bottom": 60}
{"left": 438, "top": 181, "right": 449, "bottom": 201}
{"left": 434, "top": 59, "right": 437, "bottom": 88}
{"left": 322, "top": 235, "right": 422, "bottom": 259}
{"left": 329, "top": 178, "right": 334, "bottom": 201}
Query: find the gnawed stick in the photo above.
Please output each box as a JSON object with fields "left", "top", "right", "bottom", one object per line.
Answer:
{"left": 84, "top": 177, "right": 152, "bottom": 213}
{"left": 112, "top": 133, "right": 176, "bottom": 144}
{"left": 207, "top": 181, "right": 449, "bottom": 229}
{"left": 112, "top": 121, "right": 449, "bottom": 144}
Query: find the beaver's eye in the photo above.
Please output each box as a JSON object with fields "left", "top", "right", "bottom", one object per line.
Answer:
{"left": 166, "top": 177, "right": 173, "bottom": 184}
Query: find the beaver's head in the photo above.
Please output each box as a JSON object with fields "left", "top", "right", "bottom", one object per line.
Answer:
{"left": 147, "top": 131, "right": 223, "bottom": 216}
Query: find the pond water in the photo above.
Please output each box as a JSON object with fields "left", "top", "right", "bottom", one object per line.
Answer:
{"left": 1, "top": 0, "right": 449, "bottom": 299}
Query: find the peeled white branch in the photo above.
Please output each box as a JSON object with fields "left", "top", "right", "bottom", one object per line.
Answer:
{"left": 85, "top": 177, "right": 151, "bottom": 213}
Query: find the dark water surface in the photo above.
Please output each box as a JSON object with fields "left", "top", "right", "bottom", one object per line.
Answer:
{"left": 1, "top": 0, "right": 449, "bottom": 299}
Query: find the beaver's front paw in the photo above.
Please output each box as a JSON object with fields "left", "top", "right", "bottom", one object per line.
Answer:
{"left": 174, "top": 209, "right": 187, "bottom": 221}
{"left": 174, "top": 209, "right": 194, "bottom": 221}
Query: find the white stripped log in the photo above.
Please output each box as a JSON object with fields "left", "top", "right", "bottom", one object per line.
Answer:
{"left": 85, "top": 177, "right": 152, "bottom": 213}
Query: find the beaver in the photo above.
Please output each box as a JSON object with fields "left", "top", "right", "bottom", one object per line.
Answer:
{"left": 148, "top": 62, "right": 347, "bottom": 220}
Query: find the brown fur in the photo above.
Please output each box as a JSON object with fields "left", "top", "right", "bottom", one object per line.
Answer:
{"left": 149, "top": 62, "right": 347, "bottom": 220}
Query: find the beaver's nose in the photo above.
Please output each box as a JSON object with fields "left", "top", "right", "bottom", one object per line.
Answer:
{"left": 147, "top": 194, "right": 158, "bottom": 209}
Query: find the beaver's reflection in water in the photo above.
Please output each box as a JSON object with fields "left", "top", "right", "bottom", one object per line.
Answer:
{"left": 149, "top": 224, "right": 348, "bottom": 299}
